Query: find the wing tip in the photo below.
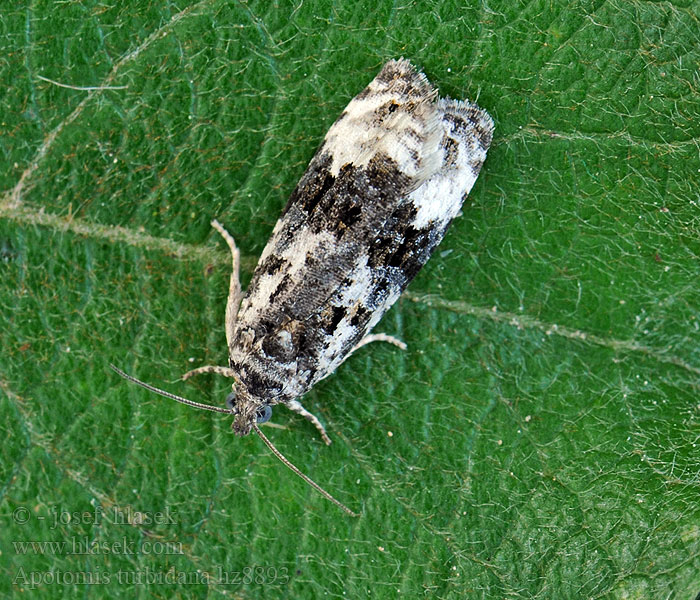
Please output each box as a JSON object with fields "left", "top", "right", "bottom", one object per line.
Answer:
{"left": 439, "top": 96, "right": 495, "bottom": 152}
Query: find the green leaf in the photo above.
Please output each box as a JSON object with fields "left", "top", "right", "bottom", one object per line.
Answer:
{"left": 1, "top": 1, "right": 698, "bottom": 598}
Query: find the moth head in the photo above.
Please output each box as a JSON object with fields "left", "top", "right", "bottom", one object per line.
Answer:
{"left": 109, "top": 364, "right": 357, "bottom": 516}
{"left": 225, "top": 390, "right": 272, "bottom": 436}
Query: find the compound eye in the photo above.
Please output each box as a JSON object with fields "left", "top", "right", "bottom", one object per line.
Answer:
{"left": 225, "top": 392, "right": 236, "bottom": 410}
{"left": 256, "top": 405, "right": 272, "bottom": 424}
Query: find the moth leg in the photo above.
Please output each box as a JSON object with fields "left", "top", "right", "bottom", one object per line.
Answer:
{"left": 328, "top": 333, "right": 406, "bottom": 374}
{"left": 286, "top": 400, "right": 332, "bottom": 446}
{"left": 350, "top": 333, "right": 407, "bottom": 354}
{"left": 181, "top": 365, "right": 237, "bottom": 380}
{"left": 211, "top": 219, "right": 242, "bottom": 356}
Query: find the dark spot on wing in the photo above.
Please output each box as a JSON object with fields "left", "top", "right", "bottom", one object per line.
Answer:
{"left": 365, "top": 279, "right": 391, "bottom": 310}
{"left": 388, "top": 225, "right": 433, "bottom": 279}
{"left": 269, "top": 273, "right": 293, "bottom": 304}
{"left": 337, "top": 202, "right": 363, "bottom": 231}
{"left": 260, "top": 254, "right": 287, "bottom": 275}
{"left": 366, "top": 201, "right": 418, "bottom": 270}
{"left": 442, "top": 137, "right": 459, "bottom": 168}
{"left": 283, "top": 153, "right": 336, "bottom": 217}
{"left": 322, "top": 305, "right": 346, "bottom": 334}
{"left": 349, "top": 305, "right": 369, "bottom": 327}
{"left": 443, "top": 108, "right": 493, "bottom": 152}
{"left": 374, "top": 100, "right": 400, "bottom": 122}
{"left": 305, "top": 251, "right": 318, "bottom": 267}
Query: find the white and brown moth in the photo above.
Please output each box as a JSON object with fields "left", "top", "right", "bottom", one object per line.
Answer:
{"left": 112, "top": 58, "right": 493, "bottom": 516}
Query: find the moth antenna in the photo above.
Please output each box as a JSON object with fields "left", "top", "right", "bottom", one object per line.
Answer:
{"left": 253, "top": 424, "right": 359, "bottom": 518}
{"left": 111, "top": 364, "right": 358, "bottom": 516}
{"left": 109, "top": 364, "right": 233, "bottom": 414}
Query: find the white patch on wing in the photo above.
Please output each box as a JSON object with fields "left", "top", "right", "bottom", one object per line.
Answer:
{"left": 307, "top": 257, "right": 373, "bottom": 378}
{"left": 409, "top": 98, "right": 493, "bottom": 229}
{"left": 323, "top": 101, "right": 440, "bottom": 180}
{"left": 313, "top": 259, "right": 405, "bottom": 382}
{"left": 335, "top": 259, "right": 374, "bottom": 306}
{"left": 237, "top": 225, "right": 336, "bottom": 326}
{"left": 320, "top": 59, "right": 443, "bottom": 186}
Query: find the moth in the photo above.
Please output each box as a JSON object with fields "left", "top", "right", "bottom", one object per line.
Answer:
{"left": 112, "top": 58, "right": 493, "bottom": 516}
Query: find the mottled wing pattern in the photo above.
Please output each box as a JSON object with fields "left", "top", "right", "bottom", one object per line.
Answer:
{"left": 229, "top": 59, "right": 493, "bottom": 405}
